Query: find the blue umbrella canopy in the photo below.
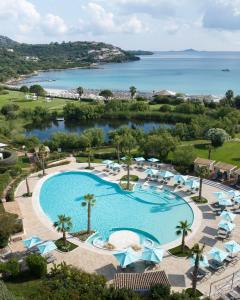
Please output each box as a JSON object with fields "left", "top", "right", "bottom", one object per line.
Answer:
{"left": 159, "top": 170, "right": 174, "bottom": 178}
{"left": 37, "top": 241, "right": 57, "bottom": 255}
{"left": 208, "top": 247, "right": 228, "bottom": 262}
{"left": 144, "top": 168, "right": 159, "bottom": 176}
{"left": 134, "top": 157, "right": 145, "bottom": 162}
{"left": 218, "top": 198, "right": 233, "bottom": 207}
{"left": 102, "top": 160, "right": 113, "bottom": 165}
{"left": 228, "top": 190, "right": 240, "bottom": 198}
{"left": 224, "top": 241, "right": 240, "bottom": 254}
{"left": 23, "top": 236, "right": 42, "bottom": 249}
{"left": 213, "top": 191, "right": 228, "bottom": 199}
{"left": 218, "top": 220, "right": 235, "bottom": 232}
{"left": 189, "top": 254, "right": 209, "bottom": 268}
{"left": 113, "top": 247, "right": 141, "bottom": 268}
{"left": 142, "top": 247, "right": 164, "bottom": 264}
{"left": 186, "top": 179, "right": 200, "bottom": 189}
{"left": 174, "top": 175, "right": 188, "bottom": 183}
{"left": 220, "top": 210, "right": 236, "bottom": 222}
{"left": 148, "top": 158, "right": 159, "bottom": 163}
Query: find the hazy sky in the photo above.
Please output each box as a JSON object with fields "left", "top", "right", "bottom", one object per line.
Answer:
{"left": 1, "top": 0, "right": 240, "bottom": 50}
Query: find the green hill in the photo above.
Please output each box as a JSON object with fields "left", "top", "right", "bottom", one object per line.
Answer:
{"left": 0, "top": 36, "right": 139, "bottom": 83}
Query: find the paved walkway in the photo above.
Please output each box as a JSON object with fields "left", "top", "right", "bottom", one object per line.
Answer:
{"left": 9, "top": 160, "right": 240, "bottom": 297}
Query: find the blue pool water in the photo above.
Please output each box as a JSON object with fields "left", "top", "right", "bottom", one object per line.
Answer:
{"left": 39, "top": 172, "right": 194, "bottom": 245}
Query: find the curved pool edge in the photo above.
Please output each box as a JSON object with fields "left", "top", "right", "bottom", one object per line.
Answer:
{"left": 32, "top": 169, "right": 203, "bottom": 252}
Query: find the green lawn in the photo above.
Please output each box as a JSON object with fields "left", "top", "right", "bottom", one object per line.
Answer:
{"left": 178, "top": 140, "right": 240, "bottom": 167}
{"left": 0, "top": 90, "right": 75, "bottom": 112}
{"left": 5, "top": 275, "right": 41, "bottom": 300}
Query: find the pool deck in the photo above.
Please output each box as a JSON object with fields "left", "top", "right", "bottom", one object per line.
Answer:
{"left": 9, "top": 159, "right": 240, "bottom": 297}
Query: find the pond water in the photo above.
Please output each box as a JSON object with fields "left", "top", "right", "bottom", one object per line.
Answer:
{"left": 25, "top": 119, "right": 173, "bottom": 141}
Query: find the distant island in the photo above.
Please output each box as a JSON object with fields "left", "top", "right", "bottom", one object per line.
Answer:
{"left": 0, "top": 35, "right": 139, "bottom": 83}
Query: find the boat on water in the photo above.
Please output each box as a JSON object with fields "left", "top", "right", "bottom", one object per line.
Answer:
{"left": 221, "top": 69, "right": 230, "bottom": 72}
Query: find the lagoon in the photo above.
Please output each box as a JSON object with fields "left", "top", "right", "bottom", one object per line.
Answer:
{"left": 25, "top": 119, "right": 172, "bottom": 141}
{"left": 18, "top": 51, "right": 240, "bottom": 95}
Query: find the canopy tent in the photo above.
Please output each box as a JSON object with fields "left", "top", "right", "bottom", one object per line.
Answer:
{"left": 148, "top": 158, "right": 159, "bottom": 163}
{"left": 23, "top": 236, "right": 42, "bottom": 249}
{"left": 220, "top": 211, "right": 236, "bottom": 222}
{"left": 102, "top": 160, "right": 113, "bottom": 165}
{"left": 141, "top": 247, "right": 164, "bottom": 264}
{"left": 37, "top": 241, "right": 57, "bottom": 255}
{"left": 113, "top": 247, "right": 141, "bottom": 268}
{"left": 218, "top": 198, "right": 233, "bottom": 207}
{"left": 159, "top": 170, "right": 174, "bottom": 179}
{"left": 189, "top": 254, "right": 209, "bottom": 268}
{"left": 174, "top": 175, "right": 188, "bottom": 184}
{"left": 186, "top": 179, "right": 200, "bottom": 189}
{"left": 228, "top": 190, "right": 240, "bottom": 198}
{"left": 144, "top": 168, "right": 159, "bottom": 177}
{"left": 224, "top": 241, "right": 240, "bottom": 255}
{"left": 208, "top": 247, "right": 228, "bottom": 263}
{"left": 218, "top": 220, "right": 235, "bottom": 232}
{"left": 134, "top": 157, "right": 145, "bottom": 162}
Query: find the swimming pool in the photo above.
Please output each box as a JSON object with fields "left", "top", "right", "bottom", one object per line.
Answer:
{"left": 39, "top": 171, "right": 194, "bottom": 245}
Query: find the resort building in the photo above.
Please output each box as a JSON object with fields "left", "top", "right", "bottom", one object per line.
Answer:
{"left": 214, "top": 162, "right": 237, "bottom": 180}
{"left": 194, "top": 157, "right": 215, "bottom": 172}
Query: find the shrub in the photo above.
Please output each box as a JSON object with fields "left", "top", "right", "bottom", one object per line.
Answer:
{"left": 9, "top": 165, "right": 22, "bottom": 177}
{"left": 0, "top": 172, "right": 12, "bottom": 198}
{"left": 4, "top": 258, "right": 20, "bottom": 278}
{"left": 26, "top": 254, "right": 47, "bottom": 278}
{"left": 150, "top": 284, "right": 171, "bottom": 299}
{"left": 6, "top": 188, "right": 14, "bottom": 202}
{"left": 0, "top": 212, "right": 19, "bottom": 248}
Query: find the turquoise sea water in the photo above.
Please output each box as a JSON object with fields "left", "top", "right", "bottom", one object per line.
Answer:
{"left": 39, "top": 172, "right": 194, "bottom": 245}
{"left": 18, "top": 51, "right": 240, "bottom": 95}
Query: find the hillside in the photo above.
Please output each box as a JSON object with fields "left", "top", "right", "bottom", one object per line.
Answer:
{"left": 0, "top": 36, "right": 139, "bottom": 83}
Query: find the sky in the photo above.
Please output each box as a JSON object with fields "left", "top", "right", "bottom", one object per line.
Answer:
{"left": 1, "top": 0, "right": 240, "bottom": 50}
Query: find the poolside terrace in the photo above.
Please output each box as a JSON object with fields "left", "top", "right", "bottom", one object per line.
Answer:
{"left": 3, "top": 158, "right": 240, "bottom": 298}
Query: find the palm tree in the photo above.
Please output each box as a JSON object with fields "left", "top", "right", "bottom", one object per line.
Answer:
{"left": 196, "top": 166, "right": 210, "bottom": 201}
{"left": 25, "top": 176, "right": 30, "bottom": 196}
{"left": 176, "top": 220, "right": 192, "bottom": 253}
{"left": 54, "top": 215, "right": 72, "bottom": 246}
{"left": 129, "top": 86, "right": 137, "bottom": 99}
{"left": 37, "top": 145, "right": 48, "bottom": 176}
{"left": 125, "top": 155, "right": 132, "bottom": 191}
{"left": 82, "top": 194, "right": 96, "bottom": 233}
{"left": 188, "top": 243, "right": 205, "bottom": 297}
{"left": 113, "top": 134, "right": 121, "bottom": 163}
{"left": 208, "top": 144, "right": 212, "bottom": 159}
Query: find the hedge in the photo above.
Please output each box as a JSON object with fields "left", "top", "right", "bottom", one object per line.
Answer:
{"left": 0, "top": 172, "right": 12, "bottom": 199}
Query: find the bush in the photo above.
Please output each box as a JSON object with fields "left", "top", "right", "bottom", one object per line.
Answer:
{"left": 9, "top": 165, "right": 22, "bottom": 177}
{"left": 0, "top": 212, "right": 19, "bottom": 248}
{"left": 3, "top": 258, "right": 20, "bottom": 278}
{"left": 150, "top": 284, "right": 171, "bottom": 299}
{"left": 6, "top": 188, "right": 14, "bottom": 202}
{"left": 26, "top": 254, "right": 47, "bottom": 278}
{"left": 0, "top": 172, "right": 12, "bottom": 198}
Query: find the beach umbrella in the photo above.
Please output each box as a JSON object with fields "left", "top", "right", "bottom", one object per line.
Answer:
{"left": 220, "top": 210, "right": 236, "bottom": 222}
{"left": 144, "top": 168, "right": 159, "bottom": 176}
{"left": 189, "top": 254, "right": 209, "bottom": 268}
{"left": 174, "top": 175, "right": 188, "bottom": 184}
{"left": 218, "top": 220, "right": 235, "bottom": 232}
{"left": 113, "top": 247, "right": 141, "bottom": 268}
{"left": 213, "top": 192, "right": 228, "bottom": 199}
{"left": 37, "top": 241, "right": 57, "bottom": 255}
{"left": 102, "top": 160, "right": 113, "bottom": 165}
{"left": 142, "top": 247, "right": 164, "bottom": 264}
{"left": 186, "top": 179, "right": 200, "bottom": 189}
{"left": 159, "top": 170, "right": 174, "bottom": 179}
{"left": 148, "top": 158, "right": 159, "bottom": 163}
{"left": 234, "top": 196, "right": 240, "bottom": 204}
{"left": 224, "top": 241, "right": 240, "bottom": 255}
{"left": 228, "top": 190, "right": 240, "bottom": 198}
{"left": 134, "top": 157, "right": 145, "bottom": 162}
{"left": 218, "top": 198, "right": 233, "bottom": 207}
{"left": 208, "top": 247, "right": 228, "bottom": 262}
{"left": 23, "top": 236, "right": 42, "bottom": 249}
{"left": 110, "top": 163, "right": 121, "bottom": 169}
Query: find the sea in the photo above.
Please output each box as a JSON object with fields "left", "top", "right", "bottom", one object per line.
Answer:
{"left": 17, "top": 51, "right": 240, "bottom": 96}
